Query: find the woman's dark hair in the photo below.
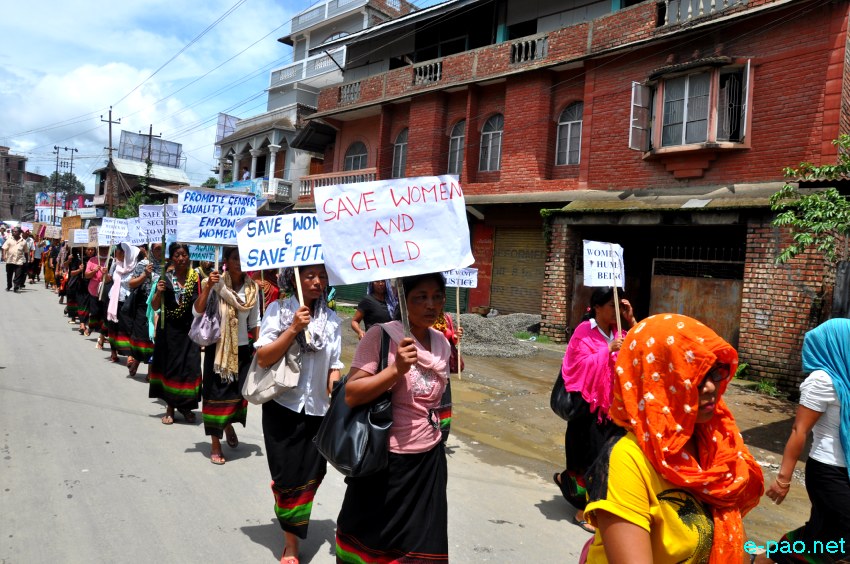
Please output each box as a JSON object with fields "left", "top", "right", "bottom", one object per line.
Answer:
{"left": 581, "top": 286, "right": 624, "bottom": 321}
{"left": 222, "top": 246, "right": 238, "bottom": 261}
{"left": 392, "top": 273, "right": 447, "bottom": 320}
{"left": 168, "top": 242, "right": 190, "bottom": 258}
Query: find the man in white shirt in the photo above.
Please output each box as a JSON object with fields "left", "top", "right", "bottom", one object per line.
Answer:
{"left": 2, "top": 227, "right": 28, "bottom": 292}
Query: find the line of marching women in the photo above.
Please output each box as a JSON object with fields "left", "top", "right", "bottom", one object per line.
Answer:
{"left": 44, "top": 240, "right": 461, "bottom": 564}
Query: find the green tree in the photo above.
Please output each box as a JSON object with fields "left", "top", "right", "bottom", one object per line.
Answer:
{"left": 202, "top": 176, "right": 219, "bottom": 188}
{"left": 769, "top": 135, "right": 850, "bottom": 264}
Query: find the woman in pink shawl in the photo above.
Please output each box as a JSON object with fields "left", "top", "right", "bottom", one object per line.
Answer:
{"left": 553, "top": 287, "right": 636, "bottom": 534}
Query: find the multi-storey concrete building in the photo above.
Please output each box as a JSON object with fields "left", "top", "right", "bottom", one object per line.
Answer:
{"left": 214, "top": 0, "right": 414, "bottom": 212}
{"left": 292, "top": 0, "right": 850, "bottom": 389}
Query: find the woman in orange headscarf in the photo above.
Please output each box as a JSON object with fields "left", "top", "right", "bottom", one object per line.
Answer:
{"left": 583, "top": 314, "right": 764, "bottom": 564}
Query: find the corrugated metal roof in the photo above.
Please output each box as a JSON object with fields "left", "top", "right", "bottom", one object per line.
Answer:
{"left": 554, "top": 183, "right": 786, "bottom": 214}
{"left": 95, "top": 158, "right": 190, "bottom": 185}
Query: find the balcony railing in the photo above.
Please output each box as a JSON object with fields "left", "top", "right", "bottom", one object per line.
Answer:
{"left": 510, "top": 35, "right": 548, "bottom": 64}
{"left": 299, "top": 168, "right": 378, "bottom": 199}
{"left": 291, "top": 0, "right": 368, "bottom": 34}
{"left": 413, "top": 61, "right": 442, "bottom": 86}
{"left": 266, "top": 178, "right": 293, "bottom": 202}
{"left": 339, "top": 81, "right": 361, "bottom": 104}
{"left": 661, "top": 0, "right": 747, "bottom": 26}
{"left": 270, "top": 47, "right": 346, "bottom": 89}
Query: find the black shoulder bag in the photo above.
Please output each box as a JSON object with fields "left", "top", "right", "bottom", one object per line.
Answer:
{"left": 314, "top": 328, "right": 393, "bottom": 477}
{"left": 550, "top": 370, "right": 590, "bottom": 422}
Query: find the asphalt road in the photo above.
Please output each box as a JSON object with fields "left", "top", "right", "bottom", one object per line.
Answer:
{"left": 0, "top": 283, "right": 590, "bottom": 563}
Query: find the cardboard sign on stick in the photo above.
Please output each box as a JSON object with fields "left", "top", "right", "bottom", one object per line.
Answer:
{"left": 140, "top": 205, "right": 177, "bottom": 240}
{"left": 97, "top": 217, "right": 129, "bottom": 246}
{"left": 125, "top": 217, "right": 148, "bottom": 246}
{"left": 177, "top": 188, "right": 256, "bottom": 245}
{"left": 71, "top": 229, "right": 89, "bottom": 246}
{"left": 314, "top": 175, "right": 474, "bottom": 286}
{"left": 583, "top": 240, "right": 625, "bottom": 288}
{"left": 189, "top": 245, "right": 216, "bottom": 262}
{"left": 236, "top": 213, "right": 323, "bottom": 271}
{"left": 444, "top": 268, "right": 478, "bottom": 288}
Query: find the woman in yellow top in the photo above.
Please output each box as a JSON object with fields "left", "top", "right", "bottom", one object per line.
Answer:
{"left": 583, "top": 314, "right": 764, "bottom": 564}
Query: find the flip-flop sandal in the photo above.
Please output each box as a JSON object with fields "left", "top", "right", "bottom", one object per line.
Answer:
{"left": 128, "top": 359, "right": 139, "bottom": 378}
{"left": 210, "top": 453, "right": 226, "bottom": 465}
{"left": 226, "top": 432, "right": 239, "bottom": 449}
{"left": 180, "top": 410, "right": 196, "bottom": 424}
{"left": 573, "top": 516, "right": 596, "bottom": 534}
{"left": 161, "top": 414, "right": 174, "bottom": 425}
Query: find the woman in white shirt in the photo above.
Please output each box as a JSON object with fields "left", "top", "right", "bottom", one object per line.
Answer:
{"left": 194, "top": 247, "right": 259, "bottom": 465}
{"left": 254, "top": 264, "right": 343, "bottom": 564}
{"left": 764, "top": 318, "right": 850, "bottom": 563}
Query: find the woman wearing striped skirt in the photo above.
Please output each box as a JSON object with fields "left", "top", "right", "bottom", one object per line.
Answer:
{"left": 148, "top": 243, "right": 201, "bottom": 425}
{"left": 127, "top": 244, "right": 161, "bottom": 378}
{"left": 254, "top": 265, "right": 343, "bottom": 564}
{"left": 76, "top": 247, "right": 96, "bottom": 333}
{"left": 105, "top": 243, "right": 140, "bottom": 366}
{"left": 336, "top": 273, "right": 451, "bottom": 564}
{"left": 193, "top": 246, "right": 258, "bottom": 465}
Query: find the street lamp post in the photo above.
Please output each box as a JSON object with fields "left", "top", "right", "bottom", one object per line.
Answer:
{"left": 52, "top": 146, "right": 60, "bottom": 226}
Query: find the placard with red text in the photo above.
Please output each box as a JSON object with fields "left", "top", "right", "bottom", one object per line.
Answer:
{"left": 314, "top": 175, "right": 474, "bottom": 286}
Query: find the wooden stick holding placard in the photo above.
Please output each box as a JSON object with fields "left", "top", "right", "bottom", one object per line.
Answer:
{"left": 160, "top": 202, "right": 167, "bottom": 329}
{"left": 394, "top": 278, "right": 411, "bottom": 337}
{"left": 259, "top": 270, "right": 266, "bottom": 317}
{"left": 214, "top": 246, "right": 220, "bottom": 272}
{"left": 294, "top": 266, "right": 311, "bottom": 342}
{"left": 456, "top": 286, "right": 462, "bottom": 380}
{"left": 610, "top": 243, "right": 622, "bottom": 335}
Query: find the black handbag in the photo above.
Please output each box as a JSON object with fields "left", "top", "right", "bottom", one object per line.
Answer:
{"left": 120, "top": 287, "right": 137, "bottom": 318}
{"left": 550, "top": 370, "right": 590, "bottom": 422}
{"left": 314, "top": 328, "right": 392, "bottom": 478}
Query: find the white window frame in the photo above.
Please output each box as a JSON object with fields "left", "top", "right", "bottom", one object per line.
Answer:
{"left": 343, "top": 141, "right": 368, "bottom": 171}
{"left": 479, "top": 114, "right": 503, "bottom": 172}
{"left": 555, "top": 102, "right": 583, "bottom": 165}
{"left": 629, "top": 60, "right": 752, "bottom": 153}
{"left": 447, "top": 120, "right": 465, "bottom": 175}
{"left": 391, "top": 129, "right": 408, "bottom": 178}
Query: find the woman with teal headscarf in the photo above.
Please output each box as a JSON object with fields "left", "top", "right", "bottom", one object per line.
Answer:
{"left": 762, "top": 318, "right": 850, "bottom": 563}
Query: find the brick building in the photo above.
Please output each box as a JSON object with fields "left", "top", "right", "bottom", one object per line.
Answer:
{"left": 0, "top": 146, "right": 28, "bottom": 219}
{"left": 293, "top": 0, "right": 850, "bottom": 390}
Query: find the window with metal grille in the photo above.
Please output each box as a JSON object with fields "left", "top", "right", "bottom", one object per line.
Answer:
{"left": 479, "top": 114, "right": 503, "bottom": 172}
{"left": 343, "top": 142, "right": 368, "bottom": 171}
{"left": 391, "top": 129, "right": 408, "bottom": 178}
{"left": 447, "top": 120, "right": 465, "bottom": 175}
{"left": 556, "top": 102, "right": 583, "bottom": 165}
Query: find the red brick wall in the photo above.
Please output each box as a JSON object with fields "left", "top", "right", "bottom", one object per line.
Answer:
{"left": 503, "top": 70, "right": 552, "bottom": 183}
{"left": 737, "top": 215, "right": 837, "bottom": 391}
{"left": 334, "top": 115, "right": 380, "bottom": 170}
{"left": 408, "top": 92, "right": 448, "bottom": 176}
{"left": 540, "top": 216, "right": 578, "bottom": 341}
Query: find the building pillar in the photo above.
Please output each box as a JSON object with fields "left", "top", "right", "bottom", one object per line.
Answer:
{"left": 250, "top": 149, "right": 263, "bottom": 180}
{"left": 267, "top": 145, "right": 281, "bottom": 180}
{"left": 218, "top": 158, "right": 227, "bottom": 184}
{"left": 232, "top": 153, "right": 245, "bottom": 181}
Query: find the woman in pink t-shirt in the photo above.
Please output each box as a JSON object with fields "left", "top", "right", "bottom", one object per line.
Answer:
{"left": 335, "top": 272, "right": 452, "bottom": 563}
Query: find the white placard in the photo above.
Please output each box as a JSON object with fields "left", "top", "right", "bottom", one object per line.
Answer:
{"left": 443, "top": 267, "right": 478, "bottom": 288}
{"left": 189, "top": 245, "right": 216, "bottom": 262}
{"left": 140, "top": 204, "right": 178, "bottom": 241}
{"left": 314, "top": 175, "right": 473, "bottom": 286}
{"left": 97, "top": 217, "right": 129, "bottom": 246}
{"left": 176, "top": 188, "right": 257, "bottom": 245}
{"left": 125, "top": 217, "right": 149, "bottom": 246}
{"left": 72, "top": 229, "right": 89, "bottom": 246}
{"left": 236, "top": 213, "right": 323, "bottom": 271}
{"left": 583, "top": 240, "right": 625, "bottom": 287}
{"left": 45, "top": 226, "right": 61, "bottom": 239}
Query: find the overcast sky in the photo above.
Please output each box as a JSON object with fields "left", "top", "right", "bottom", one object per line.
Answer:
{"left": 0, "top": 0, "right": 319, "bottom": 192}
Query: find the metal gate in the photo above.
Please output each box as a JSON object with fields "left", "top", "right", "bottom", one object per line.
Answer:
{"left": 489, "top": 228, "right": 547, "bottom": 314}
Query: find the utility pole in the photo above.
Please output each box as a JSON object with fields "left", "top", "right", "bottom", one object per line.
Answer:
{"left": 101, "top": 106, "right": 121, "bottom": 215}
{"left": 59, "top": 147, "right": 78, "bottom": 217}
{"left": 52, "top": 146, "right": 60, "bottom": 226}
{"left": 143, "top": 124, "right": 162, "bottom": 201}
